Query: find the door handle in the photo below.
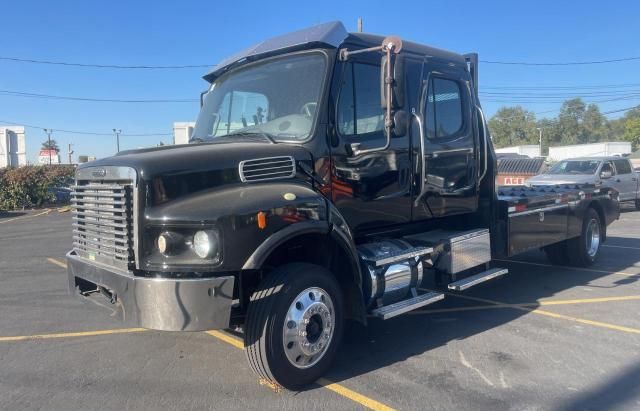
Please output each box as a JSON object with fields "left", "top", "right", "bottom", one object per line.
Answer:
{"left": 616, "top": 179, "right": 621, "bottom": 183}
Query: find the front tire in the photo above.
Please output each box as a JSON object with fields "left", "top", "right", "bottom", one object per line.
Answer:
{"left": 244, "top": 263, "right": 344, "bottom": 389}
{"left": 567, "top": 208, "right": 602, "bottom": 267}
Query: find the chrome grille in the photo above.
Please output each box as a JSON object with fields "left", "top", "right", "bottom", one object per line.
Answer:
{"left": 71, "top": 181, "right": 134, "bottom": 270}
{"left": 239, "top": 156, "right": 296, "bottom": 182}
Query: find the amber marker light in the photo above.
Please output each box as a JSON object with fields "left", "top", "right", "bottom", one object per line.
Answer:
{"left": 257, "top": 211, "right": 267, "bottom": 229}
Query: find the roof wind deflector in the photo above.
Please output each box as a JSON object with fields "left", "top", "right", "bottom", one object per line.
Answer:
{"left": 203, "top": 21, "right": 348, "bottom": 82}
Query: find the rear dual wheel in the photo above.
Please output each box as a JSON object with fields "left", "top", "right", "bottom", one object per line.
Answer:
{"left": 244, "top": 263, "right": 343, "bottom": 389}
{"left": 544, "top": 208, "right": 602, "bottom": 267}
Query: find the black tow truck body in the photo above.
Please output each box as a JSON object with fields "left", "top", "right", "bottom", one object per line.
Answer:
{"left": 66, "top": 21, "right": 620, "bottom": 388}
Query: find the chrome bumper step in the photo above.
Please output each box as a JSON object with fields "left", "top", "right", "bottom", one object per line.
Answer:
{"left": 447, "top": 268, "right": 508, "bottom": 291}
{"left": 371, "top": 290, "right": 444, "bottom": 320}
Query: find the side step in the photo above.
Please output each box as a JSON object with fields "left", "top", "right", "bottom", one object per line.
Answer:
{"left": 371, "top": 291, "right": 444, "bottom": 320}
{"left": 447, "top": 268, "right": 508, "bottom": 291}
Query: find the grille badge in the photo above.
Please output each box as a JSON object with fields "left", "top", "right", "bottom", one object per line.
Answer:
{"left": 92, "top": 168, "right": 107, "bottom": 178}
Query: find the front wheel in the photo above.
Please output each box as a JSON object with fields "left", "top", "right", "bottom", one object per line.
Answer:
{"left": 244, "top": 263, "right": 343, "bottom": 389}
{"left": 567, "top": 208, "right": 602, "bottom": 267}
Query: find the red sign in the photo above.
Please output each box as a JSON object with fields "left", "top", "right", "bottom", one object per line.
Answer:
{"left": 502, "top": 176, "right": 525, "bottom": 186}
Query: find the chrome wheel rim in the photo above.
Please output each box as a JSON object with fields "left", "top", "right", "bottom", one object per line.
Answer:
{"left": 282, "top": 287, "right": 335, "bottom": 369}
{"left": 586, "top": 218, "right": 600, "bottom": 258}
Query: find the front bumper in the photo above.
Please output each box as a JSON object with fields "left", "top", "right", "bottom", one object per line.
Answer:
{"left": 66, "top": 251, "right": 235, "bottom": 331}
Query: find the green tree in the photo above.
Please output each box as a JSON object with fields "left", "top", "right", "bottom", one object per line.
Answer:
{"left": 623, "top": 117, "right": 640, "bottom": 150}
{"left": 557, "top": 98, "right": 587, "bottom": 144}
{"left": 488, "top": 106, "right": 538, "bottom": 148}
{"left": 41, "top": 139, "right": 59, "bottom": 151}
{"left": 583, "top": 103, "right": 608, "bottom": 142}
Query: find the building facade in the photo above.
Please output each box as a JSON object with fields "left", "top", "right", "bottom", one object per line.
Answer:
{"left": 173, "top": 122, "right": 195, "bottom": 145}
{"left": 0, "top": 126, "right": 27, "bottom": 168}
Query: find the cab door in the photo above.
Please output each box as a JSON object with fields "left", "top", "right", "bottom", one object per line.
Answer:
{"left": 612, "top": 159, "right": 636, "bottom": 201}
{"left": 329, "top": 55, "right": 412, "bottom": 234}
{"left": 413, "top": 59, "right": 478, "bottom": 219}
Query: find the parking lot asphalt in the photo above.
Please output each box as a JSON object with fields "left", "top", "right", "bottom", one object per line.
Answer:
{"left": 1, "top": 206, "right": 639, "bottom": 410}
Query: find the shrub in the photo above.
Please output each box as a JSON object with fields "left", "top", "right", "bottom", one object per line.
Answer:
{"left": 0, "top": 165, "right": 75, "bottom": 210}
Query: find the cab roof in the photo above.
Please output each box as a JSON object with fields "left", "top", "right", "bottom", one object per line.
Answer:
{"left": 203, "top": 21, "right": 467, "bottom": 82}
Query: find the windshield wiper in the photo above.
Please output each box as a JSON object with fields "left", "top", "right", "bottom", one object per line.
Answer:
{"left": 223, "top": 131, "right": 277, "bottom": 144}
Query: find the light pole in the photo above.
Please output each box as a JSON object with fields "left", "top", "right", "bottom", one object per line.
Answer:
{"left": 44, "top": 128, "right": 53, "bottom": 165}
{"left": 68, "top": 143, "right": 74, "bottom": 164}
{"left": 113, "top": 129, "right": 121, "bottom": 153}
{"left": 536, "top": 127, "right": 543, "bottom": 157}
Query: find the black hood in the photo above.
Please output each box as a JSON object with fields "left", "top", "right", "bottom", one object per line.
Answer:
{"left": 80, "top": 139, "right": 313, "bottom": 206}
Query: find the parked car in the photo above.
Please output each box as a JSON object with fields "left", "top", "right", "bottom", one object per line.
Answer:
{"left": 527, "top": 156, "right": 640, "bottom": 209}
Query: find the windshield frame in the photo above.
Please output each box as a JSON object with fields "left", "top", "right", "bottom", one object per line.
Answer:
{"left": 193, "top": 49, "right": 332, "bottom": 145}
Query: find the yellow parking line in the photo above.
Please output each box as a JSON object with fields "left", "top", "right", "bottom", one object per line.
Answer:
{"left": 0, "top": 209, "right": 51, "bottom": 224}
{"left": 493, "top": 259, "right": 639, "bottom": 278}
{"left": 0, "top": 328, "right": 146, "bottom": 342}
{"left": 448, "top": 293, "right": 640, "bottom": 335}
{"left": 410, "top": 295, "right": 640, "bottom": 315}
{"left": 205, "top": 330, "right": 395, "bottom": 411}
{"left": 316, "top": 378, "right": 395, "bottom": 411}
{"left": 47, "top": 257, "right": 67, "bottom": 269}
{"left": 205, "top": 330, "right": 244, "bottom": 349}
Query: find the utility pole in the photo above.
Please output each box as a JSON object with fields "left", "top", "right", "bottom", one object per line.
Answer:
{"left": 44, "top": 128, "right": 53, "bottom": 165}
{"left": 536, "top": 127, "right": 543, "bottom": 157}
{"left": 357, "top": 17, "right": 363, "bottom": 33}
{"left": 113, "top": 129, "right": 122, "bottom": 153}
{"left": 68, "top": 143, "right": 74, "bottom": 164}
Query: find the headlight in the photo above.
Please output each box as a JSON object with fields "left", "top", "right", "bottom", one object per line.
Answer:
{"left": 193, "top": 230, "right": 220, "bottom": 259}
{"left": 144, "top": 226, "right": 222, "bottom": 270}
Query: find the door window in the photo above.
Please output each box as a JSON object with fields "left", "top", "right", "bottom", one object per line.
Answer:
{"left": 424, "top": 78, "right": 464, "bottom": 139}
{"left": 337, "top": 63, "right": 384, "bottom": 136}
{"left": 601, "top": 162, "right": 615, "bottom": 175}
{"left": 613, "top": 159, "right": 632, "bottom": 174}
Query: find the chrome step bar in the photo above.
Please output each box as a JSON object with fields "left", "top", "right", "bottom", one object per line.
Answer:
{"left": 361, "top": 246, "right": 433, "bottom": 267}
{"left": 447, "top": 268, "right": 508, "bottom": 291}
{"left": 371, "top": 290, "right": 444, "bottom": 320}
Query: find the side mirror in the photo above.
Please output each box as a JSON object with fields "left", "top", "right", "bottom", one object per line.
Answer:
{"left": 392, "top": 110, "right": 408, "bottom": 137}
{"left": 600, "top": 170, "right": 612, "bottom": 179}
{"left": 380, "top": 54, "right": 405, "bottom": 110}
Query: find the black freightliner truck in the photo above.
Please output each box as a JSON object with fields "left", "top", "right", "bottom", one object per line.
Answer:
{"left": 67, "top": 22, "right": 620, "bottom": 388}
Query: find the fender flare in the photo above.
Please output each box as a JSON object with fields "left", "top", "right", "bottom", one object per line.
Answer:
{"left": 242, "top": 220, "right": 330, "bottom": 270}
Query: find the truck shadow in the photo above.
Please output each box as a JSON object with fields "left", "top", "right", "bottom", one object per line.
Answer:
{"left": 318, "top": 245, "right": 640, "bottom": 387}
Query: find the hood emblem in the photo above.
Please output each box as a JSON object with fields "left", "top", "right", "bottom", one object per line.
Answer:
{"left": 92, "top": 168, "right": 107, "bottom": 178}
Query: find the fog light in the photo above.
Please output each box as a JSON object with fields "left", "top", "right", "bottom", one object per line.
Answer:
{"left": 193, "top": 230, "right": 220, "bottom": 259}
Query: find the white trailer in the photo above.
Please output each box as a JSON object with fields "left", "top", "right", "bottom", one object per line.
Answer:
{"left": 495, "top": 145, "right": 541, "bottom": 158}
{"left": 548, "top": 142, "right": 631, "bottom": 162}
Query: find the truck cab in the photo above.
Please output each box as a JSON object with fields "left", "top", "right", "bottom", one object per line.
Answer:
{"left": 66, "top": 21, "right": 619, "bottom": 389}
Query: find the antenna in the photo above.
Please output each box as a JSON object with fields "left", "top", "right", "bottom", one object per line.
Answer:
{"left": 357, "top": 17, "right": 363, "bottom": 33}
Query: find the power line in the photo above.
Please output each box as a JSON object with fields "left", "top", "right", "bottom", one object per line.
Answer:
{"left": 0, "top": 119, "right": 172, "bottom": 136}
{"left": 0, "top": 89, "right": 197, "bottom": 103}
{"left": 3, "top": 54, "right": 640, "bottom": 70}
{"left": 481, "top": 56, "right": 640, "bottom": 66}
{"left": 0, "top": 56, "right": 210, "bottom": 69}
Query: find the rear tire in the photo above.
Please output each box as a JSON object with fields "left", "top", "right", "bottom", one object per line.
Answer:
{"left": 244, "top": 263, "right": 343, "bottom": 389}
{"left": 544, "top": 241, "right": 570, "bottom": 265}
{"left": 567, "top": 208, "right": 602, "bottom": 267}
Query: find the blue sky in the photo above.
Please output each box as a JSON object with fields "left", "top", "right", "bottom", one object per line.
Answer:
{"left": 1, "top": 0, "right": 639, "bottom": 162}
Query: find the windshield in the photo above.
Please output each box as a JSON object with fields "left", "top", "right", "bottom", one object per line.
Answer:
{"left": 547, "top": 160, "right": 600, "bottom": 175}
{"left": 192, "top": 53, "right": 326, "bottom": 142}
